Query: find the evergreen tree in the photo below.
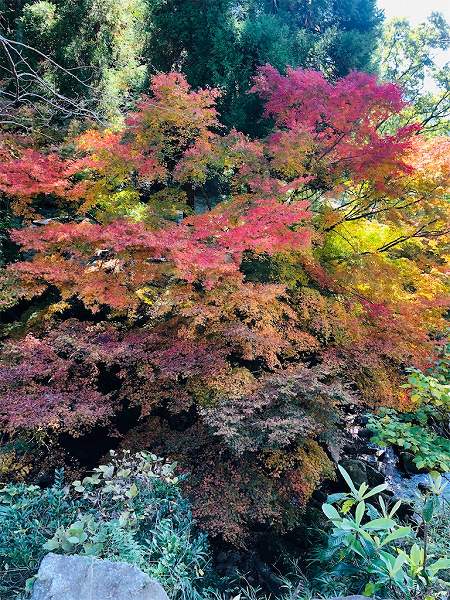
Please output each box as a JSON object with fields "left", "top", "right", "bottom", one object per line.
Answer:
{"left": 1, "top": 0, "right": 148, "bottom": 123}
{"left": 145, "top": 0, "right": 383, "bottom": 133}
{"left": 1, "top": 0, "right": 383, "bottom": 130}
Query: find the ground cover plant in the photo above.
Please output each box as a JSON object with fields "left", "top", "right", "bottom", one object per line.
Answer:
{"left": 2, "top": 458, "right": 450, "bottom": 600}
{"left": 0, "top": 451, "right": 214, "bottom": 600}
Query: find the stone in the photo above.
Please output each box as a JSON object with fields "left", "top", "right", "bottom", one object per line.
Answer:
{"left": 326, "top": 439, "right": 344, "bottom": 464}
{"left": 339, "top": 459, "right": 367, "bottom": 487}
{"left": 399, "top": 451, "right": 423, "bottom": 475}
{"left": 31, "top": 553, "right": 170, "bottom": 600}
{"left": 340, "top": 458, "right": 384, "bottom": 488}
{"left": 364, "top": 462, "right": 385, "bottom": 487}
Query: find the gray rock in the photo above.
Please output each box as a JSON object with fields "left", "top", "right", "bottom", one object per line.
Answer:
{"left": 340, "top": 459, "right": 384, "bottom": 488}
{"left": 340, "top": 459, "right": 367, "bottom": 487}
{"left": 399, "top": 451, "right": 423, "bottom": 475}
{"left": 326, "top": 439, "right": 344, "bottom": 464}
{"left": 365, "top": 462, "right": 385, "bottom": 487}
{"left": 31, "top": 553, "right": 170, "bottom": 600}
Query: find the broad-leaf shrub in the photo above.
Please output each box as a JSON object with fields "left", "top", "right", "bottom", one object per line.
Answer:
{"left": 319, "top": 466, "right": 450, "bottom": 599}
{"left": 368, "top": 409, "right": 450, "bottom": 472}
{"left": 405, "top": 349, "right": 450, "bottom": 414}
{"left": 368, "top": 353, "right": 450, "bottom": 473}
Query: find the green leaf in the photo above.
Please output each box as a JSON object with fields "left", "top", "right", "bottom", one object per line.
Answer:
{"left": 61, "top": 539, "right": 75, "bottom": 552}
{"left": 99, "top": 465, "right": 114, "bottom": 479}
{"left": 423, "top": 497, "right": 434, "bottom": 522}
{"left": 25, "top": 577, "right": 36, "bottom": 592}
{"left": 363, "top": 483, "right": 388, "bottom": 499}
{"left": 68, "top": 523, "right": 84, "bottom": 535}
{"left": 363, "top": 581, "right": 377, "bottom": 596}
{"left": 355, "top": 500, "right": 365, "bottom": 526}
{"left": 349, "top": 537, "right": 367, "bottom": 558}
{"left": 117, "top": 468, "right": 131, "bottom": 478}
{"left": 389, "top": 499, "right": 402, "bottom": 518}
{"left": 364, "top": 517, "right": 396, "bottom": 530}
{"left": 342, "top": 498, "right": 356, "bottom": 514}
{"left": 392, "top": 552, "right": 407, "bottom": 575}
{"left": 338, "top": 465, "right": 358, "bottom": 495}
{"left": 429, "top": 470, "right": 441, "bottom": 482}
{"left": 67, "top": 535, "right": 80, "bottom": 544}
{"left": 359, "top": 529, "right": 376, "bottom": 544}
{"left": 429, "top": 558, "right": 450, "bottom": 575}
{"left": 43, "top": 538, "right": 60, "bottom": 551}
{"left": 359, "top": 482, "right": 369, "bottom": 497}
{"left": 340, "top": 518, "right": 357, "bottom": 530}
{"left": 322, "top": 503, "right": 341, "bottom": 522}
{"left": 409, "top": 543, "right": 424, "bottom": 567}
{"left": 326, "top": 492, "right": 348, "bottom": 503}
{"left": 126, "top": 483, "right": 138, "bottom": 498}
{"left": 83, "top": 542, "right": 104, "bottom": 556}
{"left": 380, "top": 526, "right": 411, "bottom": 547}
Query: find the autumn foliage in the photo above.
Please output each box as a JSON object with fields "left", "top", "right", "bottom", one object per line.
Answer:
{"left": 0, "top": 69, "right": 448, "bottom": 543}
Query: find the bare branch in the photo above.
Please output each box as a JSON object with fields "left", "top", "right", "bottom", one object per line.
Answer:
{"left": 0, "top": 35, "right": 103, "bottom": 132}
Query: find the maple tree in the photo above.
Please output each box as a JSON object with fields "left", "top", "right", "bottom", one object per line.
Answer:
{"left": 0, "top": 322, "right": 117, "bottom": 435}
{"left": 250, "top": 66, "right": 420, "bottom": 187}
{"left": 0, "top": 67, "right": 448, "bottom": 542}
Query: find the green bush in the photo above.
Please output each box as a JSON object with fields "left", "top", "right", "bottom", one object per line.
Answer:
{"left": 367, "top": 354, "right": 450, "bottom": 473}
{"left": 368, "top": 409, "right": 450, "bottom": 472}
{"left": 0, "top": 451, "right": 213, "bottom": 600}
{"left": 317, "top": 466, "right": 450, "bottom": 599}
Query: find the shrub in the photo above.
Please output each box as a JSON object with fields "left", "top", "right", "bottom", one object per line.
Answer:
{"left": 316, "top": 466, "right": 450, "bottom": 599}
{"left": 1, "top": 66, "right": 448, "bottom": 543}
{"left": 367, "top": 355, "right": 450, "bottom": 473}
{"left": 367, "top": 409, "right": 450, "bottom": 472}
{"left": 0, "top": 451, "right": 213, "bottom": 600}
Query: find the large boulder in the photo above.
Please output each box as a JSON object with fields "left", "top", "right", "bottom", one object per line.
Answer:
{"left": 31, "top": 553, "right": 169, "bottom": 600}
